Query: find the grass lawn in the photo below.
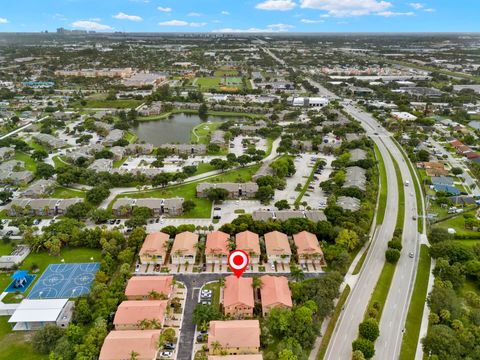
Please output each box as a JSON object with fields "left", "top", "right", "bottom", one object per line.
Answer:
{"left": 399, "top": 245, "right": 431, "bottom": 360}
{"left": 113, "top": 157, "right": 128, "bottom": 168}
{"left": 27, "top": 141, "right": 47, "bottom": 153}
{"left": 394, "top": 139, "right": 424, "bottom": 232}
{"left": 72, "top": 99, "right": 142, "bottom": 109}
{"left": 391, "top": 154, "right": 405, "bottom": 231}
{"left": 114, "top": 165, "right": 260, "bottom": 218}
{"left": 0, "top": 243, "right": 13, "bottom": 256}
{"left": 52, "top": 155, "right": 69, "bottom": 169}
{"left": 316, "top": 285, "right": 351, "bottom": 360}
{"left": 196, "top": 77, "right": 222, "bottom": 90}
{"left": 14, "top": 152, "right": 36, "bottom": 172}
{"left": 214, "top": 70, "right": 239, "bottom": 77}
{"left": 0, "top": 317, "right": 47, "bottom": 360}
{"left": 50, "top": 186, "right": 86, "bottom": 199}
{"left": 352, "top": 245, "right": 369, "bottom": 275}
{"left": 194, "top": 162, "right": 215, "bottom": 176}
{"left": 190, "top": 122, "right": 223, "bottom": 145}
{"left": 124, "top": 131, "right": 138, "bottom": 144}
{"left": 203, "top": 281, "right": 221, "bottom": 309}
{"left": 375, "top": 144, "right": 388, "bottom": 225}
{"left": 364, "top": 262, "right": 396, "bottom": 321}
{"left": 434, "top": 210, "right": 480, "bottom": 238}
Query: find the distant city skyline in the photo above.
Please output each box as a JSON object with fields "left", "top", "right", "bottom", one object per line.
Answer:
{"left": 0, "top": 0, "right": 477, "bottom": 33}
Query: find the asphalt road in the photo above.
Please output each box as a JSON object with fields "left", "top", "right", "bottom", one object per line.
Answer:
{"left": 325, "top": 104, "right": 400, "bottom": 360}
{"left": 173, "top": 272, "right": 323, "bottom": 360}
{"left": 344, "top": 104, "right": 424, "bottom": 360}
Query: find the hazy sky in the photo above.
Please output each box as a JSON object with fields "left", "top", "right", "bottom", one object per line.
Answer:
{"left": 0, "top": 0, "right": 477, "bottom": 33}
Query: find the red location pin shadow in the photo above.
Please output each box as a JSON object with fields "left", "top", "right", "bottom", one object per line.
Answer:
{"left": 228, "top": 250, "right": 249, "bottom": 278}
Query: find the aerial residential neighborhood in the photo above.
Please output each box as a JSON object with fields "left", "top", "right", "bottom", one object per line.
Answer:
{"left": 0, "top": 2, "right": 478, "bottom": 360}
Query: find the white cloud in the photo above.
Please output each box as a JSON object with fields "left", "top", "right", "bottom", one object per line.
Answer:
{"left": 300, "top": 0, "right": 392, "bottom": 17}
{"left": 71, "top": 20, "right": 112, "bottom": 31}
{"left": 187, "top": 12, "right": 201, "bottom": 17}
{"left": 159, "top": 20, "right": 207, "bottom": 27}
{"left": 189, "top": 22, "right": 207, "bottom": 27}
{"left": 409, "top": 3, "right": 424, "bottom": 10}
{"left": 0, "top": 18, "right": 9, "bottom": 24}
{"left": 424, "top": 8, "right": 435, "bottom": 12}
{"left": 213, "top": 23, "right": 294, "bottom": 33}
{"left": 113, "top": 12, "right": 143, "bottom": 21}
{"left": 89, "top": 17, "right": 101, "bottom": 22}
{"left": 221, "top": 11, "right": 230, "bottom": 15}
{"left": 300, "top": 18, "right": 324, "bottom": 23}
{"left": 157, "top": 7, "right": 172, "bottom": 13}
{"left": 256, "top": 0, "right": 296, "bottom": 11}
{"left": 377, "top": 11, "right": 414, "bottom": 17}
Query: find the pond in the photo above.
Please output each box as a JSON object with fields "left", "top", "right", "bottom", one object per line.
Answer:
{"left": 132, "top": 113, "right": 243, "bottom": 146}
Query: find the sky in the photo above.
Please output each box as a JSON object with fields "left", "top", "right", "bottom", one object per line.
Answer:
{"left": 0, "top": 0, "right": 478, "bottom": 33}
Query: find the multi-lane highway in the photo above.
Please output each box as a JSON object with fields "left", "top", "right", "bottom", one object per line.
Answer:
{"left": 325, "top": 104, "right": 425, "bottom": 360}
{"left": 325, "top": 104, "right": 401, "bottom": 360}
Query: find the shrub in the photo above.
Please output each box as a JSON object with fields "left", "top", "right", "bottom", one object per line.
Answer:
{"left": 388, "top": 238, "right": 402, "bottom": 251}
{"left": 352, "top": 338, "right": 375, "bottom": 359}
{"left": 359, "top": 318, "right": 380, "bottom": 342}
{"left": 385, "top": 248, "right": 401, "bottom": 263}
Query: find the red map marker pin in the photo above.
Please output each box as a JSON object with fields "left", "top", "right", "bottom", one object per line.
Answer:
{"left": 228, "top": 250, "right": 249, "bottom": 278}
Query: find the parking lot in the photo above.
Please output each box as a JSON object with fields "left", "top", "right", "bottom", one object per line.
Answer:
{"left": 229, "top": 135, "right": 267, "bottom": 156}
{"left": 274, "top": 153, "right": 317, "bottom": 204}
{"left": 302, "top": 154, "right": 335, "bottom": 209}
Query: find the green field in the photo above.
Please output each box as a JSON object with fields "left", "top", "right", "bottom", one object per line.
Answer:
{"left": 113, "top": 165, "right": 260, "bottom": 218}
{"left": 399, "top": 245, "right": 431, "bottom": 360}
{"left": 391, "top": 154, "right": 405, "bottom": 231}
{"left": 72, "top": 99, "right": 142, "bottom": 109}
{"left": 113, "top": 157, "right": 128, "bottom": 168}
{"left": 434, "top": 210, "right": 480, "bottom": 238}
{"left": 0, "top": 317, "right": 47, "bottom": 360}
{"left": 52, "top": 156, "right": 69, "bottom": 169}
{"left": 190, "top": 122, "right": 223, "bottom": 145}
{"left": 195, "top": 77, "right": 222, "bottom": 90}
{"left": 364, "top": 262, "right": 396, "bottom": 321}
{"left": 14, "top": 152, "right": 36, "bottom": 172}
{"left": 214, "top": 70, "right": 239, "bottom": 77}
{"left": 50, "top": 186, "right": 86, "bottom": 199}
{"left": 375, "top": 144, "right": 387, "bottom": 225}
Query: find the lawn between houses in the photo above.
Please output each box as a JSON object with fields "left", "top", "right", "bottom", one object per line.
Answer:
{"left": 112, "top": 164, "right": 261, "bottom": 219}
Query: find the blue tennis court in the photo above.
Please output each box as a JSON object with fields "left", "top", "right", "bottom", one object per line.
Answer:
{"left": 27, "top": 263, "right": 100, "bottom": 299}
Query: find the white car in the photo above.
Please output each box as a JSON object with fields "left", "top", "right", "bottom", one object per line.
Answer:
{"left": 160, "top": 351, "right": 172, "bottom": 358}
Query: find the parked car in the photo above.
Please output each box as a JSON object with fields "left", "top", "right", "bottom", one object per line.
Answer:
{"left": 115, "top": 219, "right": 121, "bottom": 225}
{"left": 33, "top": 219, "right": 41, "bottom": 225}
{"left": 160, "top": 352, "right": 172, "bottom": 358}
{"left": 213, "top": 207, "right": 221, "bottom": 211}
{"left": 6, "top": 230, "right": 13, "bottom": 236}
{"left": 164, "top": 343, "right": 176, "bottom": 350}
{"left": 135, "top": 264, "right": 140, "bottom": 272}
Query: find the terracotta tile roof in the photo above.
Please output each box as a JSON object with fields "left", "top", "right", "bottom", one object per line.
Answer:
{"left": 206, "top": 231, "right": 230, "bottom": 256}
{"left": 264, "top": 231, "right": 291, "bottom": 256}
{"left": 235, "top": 231, "right": 260, "bottom": 255}
{"left": 113, "top": 300, "right": 167, "bottom": 326}
{"left": 259, "top": 275, "right": 292, "bottom": 309}
{"left": 223, "top": 275, "right": 254, "bottom": 308}
{"left": 293, "top": 231, "right": 323, "bottom": 256}
{"left": 99, "top": 330, "right": 161, "bottom": 360}
{"left": 171, "top": 231, "right": 198, "bottom": 256}
{"left": 124, "top": 276, "right": 173, "bottom": 298}
{"left": 139, "top": 232, "right": 169, "bottom": 259}
{"left": 208, "top": 320, "right": 260, "bottom": 349}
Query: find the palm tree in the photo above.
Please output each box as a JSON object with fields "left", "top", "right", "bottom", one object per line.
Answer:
{"left": 129, "top": 351, "right": 139, "bottom": 360}
{"left": 138, "top": 319, "right": 150, "bottom": 330}
{"left": 148, "top": 290, "right": 161, "bottom": 300}
{"left": 251, "top": 276, "right": 263, "bottom": 290}
{"left": 290, "top": 264, "right": 305, "bottom": 282}
{"left": 210, "top": 340, "right": 222, "bottom": 354}
{"left": 218, "top": 277, "right": 225, "bottom": 288}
